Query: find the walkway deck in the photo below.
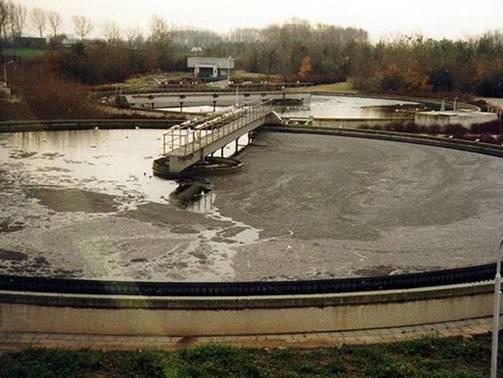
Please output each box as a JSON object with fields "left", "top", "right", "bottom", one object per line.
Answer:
{"left": 159, "top": 100, "right": 281, "bottom": 174}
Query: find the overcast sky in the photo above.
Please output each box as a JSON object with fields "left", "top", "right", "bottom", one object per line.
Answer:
{"left": 15, "top": 0, "right": 503, "bottom": 41}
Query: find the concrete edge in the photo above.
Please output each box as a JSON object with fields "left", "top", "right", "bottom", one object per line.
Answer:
{"left": 0, "top": 282, "right": 493, "bottom": 310}
{"left": 0, "top": 317, "right": 493, "bottom": 351}
{"left": 263, "top": 125, "right": 503, "bottom": 158}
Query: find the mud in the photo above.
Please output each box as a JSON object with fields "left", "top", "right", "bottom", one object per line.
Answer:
{"left": 25, "top": 188, "right": 118, "bottom": 213}
{"left": 0, "top": 249, "right": 28, "bottom": 261}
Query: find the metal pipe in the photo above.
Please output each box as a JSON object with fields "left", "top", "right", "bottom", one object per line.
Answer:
{"left": 235, "top": 83, "right": 240, "bottom": 107}
{"left": 3, "top": 60, "right": 15, "bottom": 85}
{"left": 491, "top": 238, "right": 503, "bottom": 378}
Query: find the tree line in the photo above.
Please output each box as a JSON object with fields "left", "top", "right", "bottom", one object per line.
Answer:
{"left": 0, "top": 1, "right": 95, "bottom": 40}
{"left": 349, "top": 33, "right": 503, "bottom": 97}
{"left": 0, "top": 1, "right": 502, "bottom": 97}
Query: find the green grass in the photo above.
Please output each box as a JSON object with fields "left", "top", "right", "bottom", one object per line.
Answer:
{"left": 3, "top": 48, "right": 46, "bottom": 59}
{"left": 0, "top": 335, "right": 499, "bottom": 377}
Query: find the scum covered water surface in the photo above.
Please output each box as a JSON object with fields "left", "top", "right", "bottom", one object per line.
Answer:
{"left": 1, "top": 128, "right": 503, "bottom": 281}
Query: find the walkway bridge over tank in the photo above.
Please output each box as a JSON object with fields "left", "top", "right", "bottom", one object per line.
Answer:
{"left": 118, "top": 91, "right": 308, "bottom": 110}
{"left": 153, "top": 100, "right": 282, "bottom": 178}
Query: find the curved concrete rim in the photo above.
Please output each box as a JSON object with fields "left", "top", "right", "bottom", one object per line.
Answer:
{"left": 0, "top": 282, "right": 499, "bottom": 337}
{"left": 1, "top": 120, "right": 502, "bottom": 340}
{"left": 0, "top": 122, "right": 502, "bottom": 290}
{"left": 308, "top": 91, "right": 481, "bottom": 112}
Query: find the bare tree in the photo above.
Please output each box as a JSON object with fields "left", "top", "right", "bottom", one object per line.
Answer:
{"left": 48, "top": 11, "right": 63, "bottom": 37}
{"left": 30, "top": 7, "right": 47, "bottom": 38}
{"left": 169, "top": 27, "right": 222, "bottom": 48}
{"left": 72, "top": 15, "right": 93, "bottom": 40}
{"left": 102, "top": 20, "right": 121, "bottom": 43}
{"left": 149, "top": 15, "right": 169, "bottom": 43}
{"left": 8, "top": 2, "right": 27, "bottom": 38}
{"left": 125, "top": 27, "right": 144, "bottom": 48}
{"left": 0, "top": 0, "right": 8, "bottom": 40}
{"left": 229, "top": 28, "right": 262, "bottom": 43}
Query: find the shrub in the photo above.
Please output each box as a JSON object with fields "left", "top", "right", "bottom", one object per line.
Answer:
{"left": 429, "top": 68, "right": 454, "bottom": 92}
{"left": 476, "top": 71, "right": 503, "bottom": 97}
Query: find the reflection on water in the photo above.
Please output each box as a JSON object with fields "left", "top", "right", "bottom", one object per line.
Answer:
{"left": 0, "top": 129, "right": 251, "bottom": 212}
{"left": 0, "top": 129, "right": 177, "bottom": 208}
{"left": 186, "top": 190, "right": 215, "bottom": 213}
{"left": 0, "top": 95, "right": 434, "bottom": 215}
{"left": 282, "top": 95, "right": 421, "bottom": 119}
{"left": 215, "top": 133, "right": 250, "bottom": 158}
{"left": 160, "top": 95, "right": 425, "bottom": 119}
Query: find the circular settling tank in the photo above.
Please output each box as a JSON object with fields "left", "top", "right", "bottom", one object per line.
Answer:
{"left": 1, "top": 128, "right": 502, "bottom": 282}
{"left": 282, "top": 94, "right": 423, "bottom": 118}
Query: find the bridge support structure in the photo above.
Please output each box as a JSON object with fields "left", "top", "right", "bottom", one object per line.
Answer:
{"left": 154, "top": 101, "right": 282, "bottom": 178}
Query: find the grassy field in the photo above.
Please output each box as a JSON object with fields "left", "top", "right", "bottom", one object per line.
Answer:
{"left": 231, "top": 70, "right": 282, "bottom": 81}
{"left": 0, "top": 335, "right": 498, "bottom": 377}
{"left": 119, "top": 70, "right": 282, "bottom": 89}
{"left": 124, "top": 72, "right": 194, "bottom": 87}
{"left": 2, "top": 48, "right": 47, "bottom": 59}
{"left": 99, "top": 71, "right": 352, "bottom": 93}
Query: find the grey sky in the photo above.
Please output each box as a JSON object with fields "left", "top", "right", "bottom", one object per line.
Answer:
{"left": 16, "top": 0, "right": 503, "bottom": 41}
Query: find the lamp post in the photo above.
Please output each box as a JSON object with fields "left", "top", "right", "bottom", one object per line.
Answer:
{"left": 281, "top": 85, "right": 286, "bottom": 113}
{"left": 227, "top": 56, "right": 232, "bottom": 84}
{"left": 491, "top": 238, "right": 503, "bottom": 378}
{"left": 235, "top": 82, "right": 240, "bottom": 107}
{"left": 3, "top": 60, "right": 15, "bottom": 85}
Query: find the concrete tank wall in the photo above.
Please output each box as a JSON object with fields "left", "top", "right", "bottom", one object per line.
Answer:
{"left": 0, "top": 283, "right": 497, "bottom": 336}
{"left": 414, "top": 111, "right": 498, "bottom": 129}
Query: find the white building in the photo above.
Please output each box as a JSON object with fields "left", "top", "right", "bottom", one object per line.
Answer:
{"left": 0, "top": 81, "right": 11, "bottom": 97}
{"left": 187, "top": 57, "right": 234, "bottom": 79}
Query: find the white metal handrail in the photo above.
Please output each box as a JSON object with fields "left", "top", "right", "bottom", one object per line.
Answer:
{"left": 162, "top": 100, "right": 273, "bottom": 156}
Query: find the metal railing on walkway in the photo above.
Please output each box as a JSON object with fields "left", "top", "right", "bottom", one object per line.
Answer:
{"left": 162, "top": 100, "right": 273, "bottom": 156}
